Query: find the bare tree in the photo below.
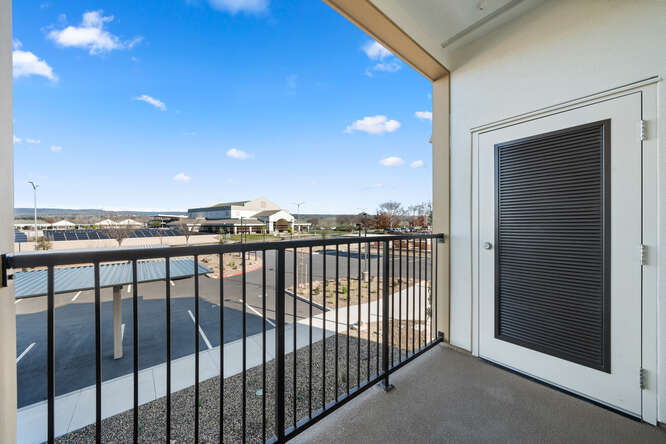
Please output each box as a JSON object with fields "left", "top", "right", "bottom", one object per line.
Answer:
{"left": 103, "top": 227, "right": 135, "bottom": 247}
{"left": 377, "top": 201, "right": 404, "bottom": 229}
{"left": 175, "top": 221, "right": 194, "bottom": 245}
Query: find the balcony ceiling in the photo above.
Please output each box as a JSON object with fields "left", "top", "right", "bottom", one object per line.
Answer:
{"left": 368, "top": 0, "right": 546, "bottom": 70}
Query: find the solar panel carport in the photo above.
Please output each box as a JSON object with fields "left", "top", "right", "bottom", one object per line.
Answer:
{"left": 13, "top": 258, "right": 212, "bottom": 360}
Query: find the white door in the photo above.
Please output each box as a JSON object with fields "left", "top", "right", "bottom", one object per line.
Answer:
{"left": 478, "top": 93, "right": 642, "bottom": 416}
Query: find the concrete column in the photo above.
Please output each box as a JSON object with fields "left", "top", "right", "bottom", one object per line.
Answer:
{"left": 113, "top": 286, "right": 123, "bottom": 359}
{"left": 432, "top": 75, "right": 450, "bottom": 342}
{"left": 0, "top": 0, "right": 16, "bottom": 441}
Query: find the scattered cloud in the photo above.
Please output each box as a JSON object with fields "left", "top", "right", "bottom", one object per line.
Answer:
{"left": 361, "top": 183, "right": 384, "bottom": 190}
{"left": 415, "top": 111, "right": 432, "bottom": 121}
{"left": 47, "top": 10, "right": 142, "bottom": 55}
{"left": 173, "top": 172, "right": 191, "bottom": 182}
{"left": 380, "top": 156, "right": 404, "bottom": 167}
{"left": 286, "top": 74, "right": 297, "bottom": 90}
{"left": 134, "top": 94, "right": 167, "bottom": 111}
{"left": 362, "top": 41, "right": 391, "bottom": 60}
{"left": 226, "top": 148, "right": 252, "bottom": 159}
{"left": 13, "top": 135, "right": 21, "bottom": 143}
{"left": 50, "top": 145, "right": 63, "bottom": 152}
{"left": 12, "top": 41, "right": 57, "bottom": 81}
{"left": 410, "top": 160, "right": 424, "bottom": 168}
{"left": 345, "top": 115, "right": 400, "bottom": 135}
{"left": 372, "top": 61, "right": 401, "bottom": 73}
{"left": 207, "top": 0, "right": 269, "bottom": 14}
{"left": 26, "top": 138, "right": 41, "bottom": 144}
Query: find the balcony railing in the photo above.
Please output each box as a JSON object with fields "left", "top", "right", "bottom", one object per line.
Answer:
{"left": 2, "top": 233, "right": 445, "bottom": 443}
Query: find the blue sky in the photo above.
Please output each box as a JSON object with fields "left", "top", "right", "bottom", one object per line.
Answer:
{"left": 12, "top": 0, "right": 432, "bottom": 214}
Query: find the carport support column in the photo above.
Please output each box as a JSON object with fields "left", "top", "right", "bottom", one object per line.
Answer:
{"left": 113, "top": 285, "right": 123, "bottom": 359}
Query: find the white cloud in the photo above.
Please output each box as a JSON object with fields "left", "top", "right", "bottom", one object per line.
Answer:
{"left": 410, "top": 160, "right": 424, "bottom": 168}
{"left": 173, "top": 172, "right": 191, "bottom": 182}
{"left": 373, "top": 61, "right": 401, "bottom": 73}
{"left": 50, "top": 145, "right": 63, "bottom": 152}
{"left": 208, "top": 0, "right": 269, "bottom": 14}
{"left": 13, "top": 135, "right": 22, "bottom": 143}
{"left": 12, "top": 48, "right": 57, "bottom": 81}
{"left": 362, "top": 41, "right": 391, "bottom": 60}
{"left": 47, "top": 10, "right": 141, "bottom": 55}
{"left": 380, "top": 156, "right": 404, "bottom": 167}
{"left": 226, "top": 148, "right": 252, "bottom": 159}
{"left": 415, "top": 111, "right": 432, "bottom": 120}
{"left": 134, "top": 94, "right": 167, "bottom": 111}
{"left": 345, "top": 115, "right": 400, "bottom": 135}
{"left": 26, "top": 138, "right": 41, "bottom": 144}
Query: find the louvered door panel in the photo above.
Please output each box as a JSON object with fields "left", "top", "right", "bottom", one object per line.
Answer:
{"left": 495, "top": 120, "right": 610, "bottom": 372}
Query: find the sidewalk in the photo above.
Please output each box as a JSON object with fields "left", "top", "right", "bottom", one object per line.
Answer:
{"left": 17, "top": 285, "right": 427, "bottom": 443}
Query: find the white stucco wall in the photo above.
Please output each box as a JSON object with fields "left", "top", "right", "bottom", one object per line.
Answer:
{"left": 0, "top": 0, "right": 16, "bottom": 441}
{"left": 445, "top": 0, "right": 666, "bottom": 422}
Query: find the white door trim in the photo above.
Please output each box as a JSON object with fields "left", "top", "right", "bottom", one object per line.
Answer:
{"left": 470, "top": 80, "right": 659, "bottom": 424}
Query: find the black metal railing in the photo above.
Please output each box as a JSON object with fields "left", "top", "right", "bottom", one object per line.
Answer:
{"left": 3, "top": 233, "right": 445, "bottom": 443}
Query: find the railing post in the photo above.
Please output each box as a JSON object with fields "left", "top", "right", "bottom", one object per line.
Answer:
{"left": 380, "top": 240, "right": 394, "bottom": 391}
{"left": 275, "top": 248, "right": 286, "bottom": 442}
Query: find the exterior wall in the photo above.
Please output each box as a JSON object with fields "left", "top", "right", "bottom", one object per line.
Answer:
{"left": 189, "top": 208, "right": 231, "bottom": 219}
{"left": 444, "top": 0, "right": 666, "bottom": 421}
{"left": 0, "top": 0, "right": 16, "bottom": 441}
{"left": 243, "top": 197, "right": 280, "bottom": 211}
{"left": 230, "top": 208, "right": 261, "bottom": 219}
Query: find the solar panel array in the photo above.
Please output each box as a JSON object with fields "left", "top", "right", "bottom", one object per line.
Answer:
{"left": 41, "top": 228, "right": 198, "bottom": 241}
{"left": 14, "top": 230, "right": 28, "bottom": 243}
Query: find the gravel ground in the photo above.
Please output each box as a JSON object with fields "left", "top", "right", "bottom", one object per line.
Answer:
{"left": 56, "top": 316, "right": 435, "bottom": 443}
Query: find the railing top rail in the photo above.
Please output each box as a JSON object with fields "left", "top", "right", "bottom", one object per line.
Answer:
{"left": 4, "top": 233, "right": 446, "bottom": 269}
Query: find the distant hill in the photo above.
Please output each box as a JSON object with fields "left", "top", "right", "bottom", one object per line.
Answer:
{"left": 14, "top": 208, "right": 187, "bottom": 219}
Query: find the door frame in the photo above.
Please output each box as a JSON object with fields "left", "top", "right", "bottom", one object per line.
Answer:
{"left": 470, "top": 77, "right": 659, "bottom": 424}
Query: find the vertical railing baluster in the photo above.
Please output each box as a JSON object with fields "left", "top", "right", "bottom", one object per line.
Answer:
{"left": 335, "top": 245, "right": 339, "bottom": 401}
{"left": 405, "top": 240, "right": 409, "bottom": 359}
{"left": 412, "top": 239, "right": 416, "bottom": 355}
{"left": 241, "top": 252, "right": 246, "bottom": 443}
{"left": 357, "top": 241, "right": 361, "bottom": 387}
{"left": 262, "top": 250, "right": 266, "bottom": 443}
{"left": 166, "top": 257, "right": 172, "bottom": 442}
{"left": 322, "top": 245, "right": 326, "bottom": 410}
{"left": 218, "top": 253, "right": 227, "bottom": 442}
{"left": 93, "top": 263, "right": 100, "bottom": 444}
{"left": 346, "top": 243, "right": 350, "bottom": 395}
{"left": 132, "top": 260, "right": 139, "bottom": 444}
{"left": 367, "top": 242, "right": 371, "bottom": 381}
{"left": 381, "top": 241, "right": 392, "bottom": 391}
{"left": 376, "top": 242, "right": 380, "bottom": 376}
{"left": 293, "top": 248, "right": 297, "bottom": 427}
{"left": 194, "top": 255, "right": 200, "bottom": 442}
{"left": 275, "top": 248, "right": 286, "bottom": 442}
{"left": 308, "top": 246, "right": 313, "bottom": 419}
{"left": 391, "top": 241, "right": 395, "bottom": 366}
{"left": 419, "top": 239, "right": 422, "bottom": 350}
{"left": 399, "top": 241, "right": 402, "bottom": 363}
{"left": 46, "top": 265, "right": 55, "bottom": 444}
{"left": 435, "top": 238, "right": 438, "bottom": 338}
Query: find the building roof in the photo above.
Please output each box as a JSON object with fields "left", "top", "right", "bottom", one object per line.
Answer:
{"left": 14, "top": 258, "right": 212, "bottom": 299}
{"left": 96, "top": 219, "right": 118, "bottom": 226}
{"left": 253, "top": 209, "right": 282, "bottom": 217}
{"left": 189, "top": 200, "right": 249, "bottom": 212}
{"left": 200, "top": 218, "right": 264, "bottom": 226}
{"left": 52, "top": 220, "right": 76, "bottom": 227}
{"left": 117, "top": 219, "right": 143, "bottom": 226}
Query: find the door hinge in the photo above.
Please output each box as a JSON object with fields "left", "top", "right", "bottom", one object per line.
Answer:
{"left": 640, "top": 368, "right": 647, "bottom": 389}
{"left": 639, "top": 120, "right": 647, "bottom": 141}
{"left": 640, "top": 244, "right": 647, "bottom": 266}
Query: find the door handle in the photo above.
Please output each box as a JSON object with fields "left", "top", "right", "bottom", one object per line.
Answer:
{"left": 483, "top": 242, "right": 493, "bottom": 250}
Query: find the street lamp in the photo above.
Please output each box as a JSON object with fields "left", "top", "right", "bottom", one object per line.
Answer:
{"left": 291, "top": 201, "right": 304, "bottom": 234}
{"left": 28, "top": 181, "right": 39, "bottom": 245}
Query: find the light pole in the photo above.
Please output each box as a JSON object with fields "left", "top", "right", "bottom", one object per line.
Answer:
{"left": 28, "top": 181, "right": 39, "bottom": 245}
{"left": 291, "top": 201, "right": 304, "bottom": 234}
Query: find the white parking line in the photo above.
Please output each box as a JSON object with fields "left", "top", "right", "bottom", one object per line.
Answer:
{"left": 127, "top": 284, "right": 132, "bottom": 293}
{"left": 16, "top": 343, "right": 36, "bottom": 364}
{"left": 14, "top": 299, "right": 21, "bottom": 305}
{"left": 72, "top": 291, "right": 82, "bottom": 302}
{"left": 240, "top": 299, "right": 276, "bottom": 327}
{"left": 187, "top": 310, "right": 213, "bottom": 350}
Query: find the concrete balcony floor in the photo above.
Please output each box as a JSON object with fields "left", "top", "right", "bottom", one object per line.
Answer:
{"left": 292, "top": 344, "right": 664, "bottom": 443}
